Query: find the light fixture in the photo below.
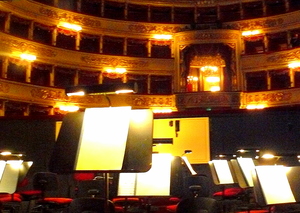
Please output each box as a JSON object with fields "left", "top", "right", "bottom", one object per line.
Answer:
{"left": 242, "top": 30, "right": 261, "bottom": 36}
{"left": 65, "top": 82, "right": 137, "bottom": 97}
{"left": 152, "top": 34, "right": 172, "bottom": 40}
{"left": 59, "top": 105, "right": 80, "bottom": 112}
{"left": 288, "top": 62, "right": 300, "bottom": 69}
{"left": 20, "top": 53, "right": 36, "bottom": 61}
{"left": 58, "top": 22, "right": 82, "bottom": 31}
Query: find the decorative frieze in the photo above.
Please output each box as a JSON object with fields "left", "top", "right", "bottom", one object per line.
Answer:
{"left": 81, "top": 56, "right": 149, "bottom": 68}
{"left": 39, "top": 7, "right": 101, "bottom": 28}
{"left": 128, "top": 24, "right": 183, "bottom": 34}
{"left": 0, "top": 36, "right": 57, "bottom": 57}
{"left": 225, "top": 18, "right": 284, "bottom": 30}
{"left": 177, "top": 31, "right": 240, "bottom": 43}
{"left": 31, "top": 88, "right": 65, "bottom": 101}
{"left": 176, "top": 92, "right": 241, "bottom": 108}
{"left": 267, "top": 50, "right": 300, "bottom": 63}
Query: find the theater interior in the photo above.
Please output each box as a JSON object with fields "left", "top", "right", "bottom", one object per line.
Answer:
{"left": 1, "top": 0, "right": 300, "bottom": 212}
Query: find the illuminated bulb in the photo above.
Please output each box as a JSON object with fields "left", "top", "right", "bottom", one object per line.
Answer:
{"left": 242, "top": 30, "right": 261, "bottom": 36}
{"left": 206, "top": 76, "right": 220, "bottom": 82}
{"left": 152, "top": 109, "right": 173, "bottom": 114}
{"left": 105, "top": 68, "right": 126, "bottom": 74}
{"left": 288, "top": 62, "right": 300, "bottom": 69}
{"left": 153, "top": 34, "right": 172, "bottom": 40}
{"left": 262, "top": 153, "right": 275, "bottom": 159}
{"left": 0, "top": 151, "right": 11, "bottom": 156}
{"left": 66, "top": 91, "right": 85, "bottom": 97}
{"left": 59, "top": 106, "right": 80, "bottom": 112}
{"left": 20, "top": 54, "right": 36, "bottom": 61}
{"left": 201, "top": 66, "right": 218, "bottom": 72}
{"left": 210, "top": 86, "right": 220, "bottom": 92}
{"left": 59, "top": 22, "right": 82, "bottom": 31}
{"left": 246, "top": 104, "right": 265, "bottom": 109}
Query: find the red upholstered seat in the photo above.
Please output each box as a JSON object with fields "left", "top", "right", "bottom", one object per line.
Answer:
{"left": 37, "top": 197, "right": 73, "bottom": 204}
{"left": 213, "top": 187, "right": 245, "bottom": 198}
{"left": 166, "top": 204, "right": 177, "bottom": 212}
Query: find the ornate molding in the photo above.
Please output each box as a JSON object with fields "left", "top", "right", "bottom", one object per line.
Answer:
{"left": 245, "top": 91, "right": 292, "bottom": 104}
{"left": 266, "top": 49, "right": 300, "bottom": 63}
{"left": 176, "top": 92, "right": 241, "bottom": 108}
{"left": 81, "top": 56, "right": 149, "bottom": 68}
{"left": 0, "top": 36, "right": 57, "bottom": 57}
{"left": 39, "top": 7, "right": 101, "bottom": 28}
{"left": 130, "top": 96, "right": 174, "bottom": 107}
{"left": 0, "top": 82, "right": 10, "bottom": 93}
{"left": 177, "top": 31, "right": 239, "bottom": 43}
{"left": 31, "top": 88, "right": 65, "bottom": 101}
{"left": 128, "top": 24, "right": 183, "bottom": 34}
{"left": 225, "top": 18, "right": 284, "bottom": 31}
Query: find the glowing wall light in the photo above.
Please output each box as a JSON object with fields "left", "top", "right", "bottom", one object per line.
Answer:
{"left": 152, "top": 34, "right": 172, "bottom": 40}
{"left": 246, "top": 104, "right": 266, "bottom": 109}
{"left": 288, "top": 62, "right": 300, "bottom": 69}
{"left": 59, "top": 105, "right": 80, "bottom": 112}
{"left": 58, "top": 22, "right": 82, "bottom": 31}
{"left": 205, "top": 77, "right": 220, "bottom": 83}
{"left": 210, "top": 86, "right": 220, "bottom": 92}
{"left": 20, "top": 54, "right": 36, "bottom": 61}
{"left": 105, "top": 68, "right": 127, "bottom": 74}
{"left": 242, "top": 30, "right": 261, "bottom": 36}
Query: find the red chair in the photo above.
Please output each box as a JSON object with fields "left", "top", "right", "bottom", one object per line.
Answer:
{"left": 31, "top": 172, "right": 72, "bottom": 212}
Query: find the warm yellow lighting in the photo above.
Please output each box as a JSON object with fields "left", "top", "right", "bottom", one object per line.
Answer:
{"left": 66, "top": 91, "right": 85, "bottom": 97}
{"left": 6, "top": 160, "right": 23, "bottom": 170}
{"left": 200, "top": 66, "right": 218, "bottom": 72}
{"left": 0, "top": 161, "right": 5, "bottom": 180}
{"left": 242, "top": 30, "right": 261, "bottom": 36}
{"left": 262, "top": 153, "right": 275, "bottom": 159}
{"left": 288, "top": 62, "right": 300, "bottom": 69}
{"left": 20, "top": 53, "right": 36, "bottom": 61}
{"left": 236, "top": 158, "right": 256, "bottom": 187}
{"left": 59, "top": 105, "right": 80, "bottom": 112}
{"left": 153, "top": 34, "right": 172, "bottom": 40}
{"left": 210, "top": 86, "right": 220, "bottom": 92}
{"left": 246, "top": 104, "right": 266, "bottom": 109}
{"left": 152, "top": 108, "right": 173, "bottom": 114}
{"left": 115, "top": 89, "right": 134, "bottom": 94}
{"left": 105, "top": 68, "right": 127, "bottom": 74}
{"left": 206, "top": 76, "right": 220, "bottom": 83}
{"left": 58, "top": 22, "right": 82, "bottom": 31}
{"left": 1, "top": 151, "right": 12, "bottom": 156}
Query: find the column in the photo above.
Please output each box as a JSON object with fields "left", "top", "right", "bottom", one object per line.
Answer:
{"left": 147, "top": 5, "right": 151, "bottom": 22}
{"left": 26, "top": 62, "right": 31, "bottom": 83}
{"left": 147, "top": 40, "right": 151, "bottom": 57}
{"left": 50, "top": 66, "right": 55, "bottom": 87}
{"left": 101, "top": 0, "right": 104, "bottom": 17}
{"left": 28, "top": 21, "right": 34, "bottom": 40}
{"left": 262, "top": 0, "right": 267, "bottom": 16}
{"left": 0, "top": 101, "right": 5, "bottom": 116}
{"left": 99, "top": 35, "right": 103, "bottom": 53}
{"left": 2, "top": 58, "right": 8, "bottom": 78}
{"left": 76, "top": 32, "right": 80, "bottom": 50}
{"left": 4, "top": 13, "right": 10, "bottom": 33}
{"left": 74, "top": 69, "right": 79, "bottom": 86}
{"left": 77, "top": 0, "right": 82, "bottom": 12}
{"left": 287, "top": 31, "right": 292, "bottom": 48}
{"left": 267, "top": 71, "right": 271, "bottom": 90}
{"left": 263, "top": 34, "right": 268, "bottom": 52}
{"left": 124, "top": 38, "right": 127, "bottom": 56}
{"left": 171, "top": 6, "right": 175, "bottom": 23}
{"left": 240, "top": 2, "right": 244, "bottom": 19}
{"left": 290, "top": 68, "right": 295, "bottom": 88}
{"left": 285, "top": 0, "right": 289, "bottom": 12}
{"left": 52, "top": 28, "right": 57, "bottom": 46}
{"left": 24, "top": 104, "right": 30, "bottom": 116}
{"left": 124, "top": 2, "right": 128, "bottom": 20}
{"left": 171, "top": 40, "right": 174, "bottom": 58}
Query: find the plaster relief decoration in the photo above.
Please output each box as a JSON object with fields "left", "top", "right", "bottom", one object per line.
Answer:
{"left": 0, "top": 82, "right": 9, "bottom": 93}
{"left": 81, "top": 56, "right": 149, "bottom": 68}
{"left": 39, "top": 7, "right": 101, "bottom": 28}
{"left": 178, "top": 31, "right": 239, "bottom": 43}
{"left": 31, "top": 88, "right": 66, "bottom": 101}
{"left": 225, "top": 18, "right": 284, "bottom": 31}
{"left": 130, "top": 96, "right": 174, "bottom": 108}
{"left": 0, "top": 36, "right": 56, "bottom": 58}
{"left": 267, "top": 49, "right": 300, "bottom": 64}
{"left": 128, "top": 24, "right": 183, "bottom": 34}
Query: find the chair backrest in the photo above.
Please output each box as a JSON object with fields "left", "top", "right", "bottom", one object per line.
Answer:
{"left": 32, "top": 172, "right": 58, "bottom": 192}
{"left": 69, "top": 197, "right": 115, "bottom": 213}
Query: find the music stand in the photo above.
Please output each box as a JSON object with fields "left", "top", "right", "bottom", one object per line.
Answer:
{"left": 252, "top": 165, "right": 297, "bottom": 209}
{"left": 230, "top": 158, "right": 256, "bottom": 188}
{"left": 49, "top": 107, "right": 154, "bottom": 213}
{"left": 117, "top": 153, "right": 182, "bottom": 213}
{"left": 0, "top": 160, "right": 23, "bottom": 194}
